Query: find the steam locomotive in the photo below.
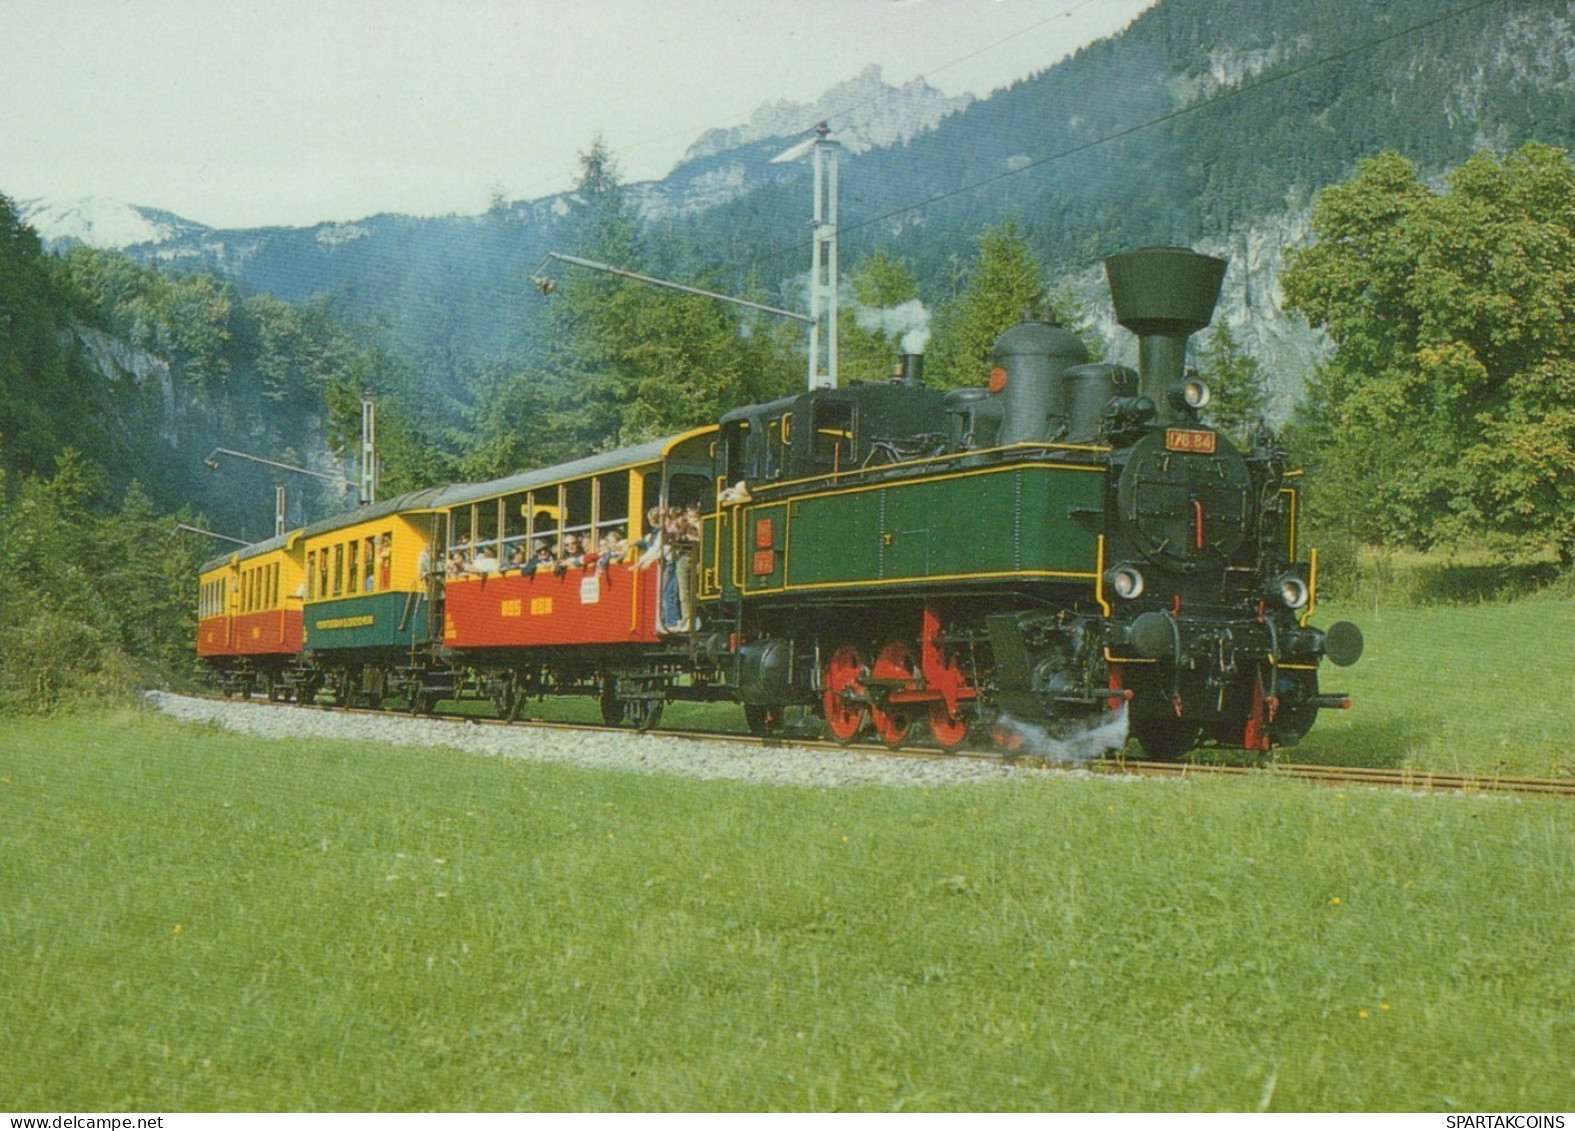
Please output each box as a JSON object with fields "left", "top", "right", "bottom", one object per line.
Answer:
{"left": 197, "top": 246, "right": 1362, "bottom": 759}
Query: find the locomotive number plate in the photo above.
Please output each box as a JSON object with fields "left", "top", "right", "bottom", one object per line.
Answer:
{"left": 1165, "top": 428, "right": 1217, "bottom": 454}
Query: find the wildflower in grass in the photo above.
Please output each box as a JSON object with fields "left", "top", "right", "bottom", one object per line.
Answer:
{"left": 172, "top": 923, "right": 183, "bottom": 935}
{"left": 1329, "top": 896, "right": 1342, "bottom": 906}
{"left": 1358, "top": 1009, "right": 1369, "bottom": 1020}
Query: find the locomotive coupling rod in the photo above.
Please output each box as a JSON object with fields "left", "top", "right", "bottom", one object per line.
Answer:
{"left": 1309, "top": 694, "right": 1352, "bottom": 710}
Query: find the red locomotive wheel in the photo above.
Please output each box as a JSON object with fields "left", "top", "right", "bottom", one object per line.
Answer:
{"left": 822, "top": 644, "right": 869, "bottom": 744}
{"left": 869, "top": 641, "right": 915, "bottom": 750}
{"left": 928, "top": 704, "right": 971, "bottom": 752}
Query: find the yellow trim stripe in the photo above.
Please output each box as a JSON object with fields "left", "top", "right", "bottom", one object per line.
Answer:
{"left": 1279, "top": 486, "right": 1299, "bottom": 562}
{"left": 772, "top": 460, "right": 1105, "bottom": 509}
{"left": 1094, "top": 535, "right": 1110, "bottom": 616}
{"left": 1302, "top": 547, "right": 1319, "bottom": 627}
{"left": 751, "top": 569, "right": 1099, "bottom": 596}
{"left": 750, "top": 442, "right": 1109, "bottom": 496}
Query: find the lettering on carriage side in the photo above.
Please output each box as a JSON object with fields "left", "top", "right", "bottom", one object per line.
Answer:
{"left": 316, "top": 615, "right": 375, "bottom": 630}
{"left": 530, "top": 597, "right": 553, "bottom": 616}
{"left": 501, "top": 599, "right": 523, "bottom": 617}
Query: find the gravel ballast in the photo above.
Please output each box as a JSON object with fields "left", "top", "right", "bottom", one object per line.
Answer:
{"left": 145, "top": 692, "right": 1079, "bottom": 789}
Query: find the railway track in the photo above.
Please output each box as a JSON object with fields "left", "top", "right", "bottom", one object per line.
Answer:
{"left": 206, "top": 692, "right": 1575, "bottom": 800}
{"left": 1084, "top": 758, "right": 1575, "bottom": 799}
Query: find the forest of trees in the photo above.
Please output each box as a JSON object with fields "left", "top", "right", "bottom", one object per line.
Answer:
{"left": 3, "top": 135, "right": 1574, "bottom": 714}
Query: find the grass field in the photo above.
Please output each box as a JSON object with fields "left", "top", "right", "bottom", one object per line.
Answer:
{"left": 1286, "top": 595, "right": 1575, "bottom": 778}
{"left": 2, "top": 697, "right": 1573, "bottom": 1110}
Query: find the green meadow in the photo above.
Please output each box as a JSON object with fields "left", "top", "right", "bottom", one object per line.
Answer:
{"left": 2, "top": 682, "right": 1573, "bottom": 1111}
{"left": 1285, "top": 595, "right": 1575, "bottom": 779}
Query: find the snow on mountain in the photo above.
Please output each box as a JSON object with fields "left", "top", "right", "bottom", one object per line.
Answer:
{"left": 628, "top": 64, "right": 974, "bottom": 221}
{"left": 683, "top": 64, "right": 974, "bottom": 164}
{"left": 19, "top": 196, "right": 208, "bottom": 250}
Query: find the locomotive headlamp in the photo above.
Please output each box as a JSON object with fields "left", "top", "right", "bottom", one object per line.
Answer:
{"left": 1168, "top": 378, "right": 1212, "bottom": 413}
{"left": 1108, "top": 564, "right": 1146, "bottom": 600}
{"left": 1274, "top": 573, "right": 1310, "bottom": 609}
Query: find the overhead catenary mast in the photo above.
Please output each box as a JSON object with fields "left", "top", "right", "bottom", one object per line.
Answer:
{"left": 806, "top": 122, "right": 840, "bottom": 391}
{"left": 531, "top": 123, "right": 839, "bottom": 389}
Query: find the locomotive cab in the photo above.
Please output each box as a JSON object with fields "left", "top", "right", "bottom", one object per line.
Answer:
{"left": 717, "top": 381, "right": 950, "bottom": 491}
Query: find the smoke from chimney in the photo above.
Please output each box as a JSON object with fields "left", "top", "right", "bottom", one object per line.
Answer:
{"left": 854, "top": 298, "right": 932, "bottom": 354}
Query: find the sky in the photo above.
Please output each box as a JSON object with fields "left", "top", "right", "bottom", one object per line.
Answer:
{"left": 3, "top": 0, "right": 1156, "bottom": 229}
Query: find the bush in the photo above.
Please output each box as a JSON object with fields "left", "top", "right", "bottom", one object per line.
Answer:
{"left": 0, "top": 610, "right": 139, "bottom": 716}
{"left": 1304, "top": 525, "right": 1360, "bottom": 600}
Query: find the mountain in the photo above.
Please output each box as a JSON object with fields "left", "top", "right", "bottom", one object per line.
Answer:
{"left": 20, "top": 195, "right": 209, "bottom": 251}
{"left": 687, "top": 64, "right": 975, "bottom": 162}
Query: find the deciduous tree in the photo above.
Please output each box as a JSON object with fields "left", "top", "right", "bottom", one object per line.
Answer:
{"left": 1284, "top": 144, "right": 1575, "bottom": 564}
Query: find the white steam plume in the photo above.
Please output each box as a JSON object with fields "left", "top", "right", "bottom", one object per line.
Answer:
{"left": 854, "top": 298, "right": 932, "bottom": 355}
{"left": 992, "top": 705, "right": 1130, "bottom": 765}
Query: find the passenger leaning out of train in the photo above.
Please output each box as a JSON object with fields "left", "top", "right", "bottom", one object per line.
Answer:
{"left": 673, "top": 505, "right": 701, "bottom": 632}
{"left": 521, "top": 540, "right": 555, "bottom": 577}
{"left": 633, "top": 507, "right": 664, "bottom": 558}
{"left": 556, "top": 533, "right": 587, "bottom": 572}
{"left": 635, "top": 507, "right": 679, "bottom": 628}
{"left": 597, "top": 528, "right": 628, "bottom": 570}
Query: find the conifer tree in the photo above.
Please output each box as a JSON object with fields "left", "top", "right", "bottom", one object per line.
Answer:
{"left": 1197, "top": 323, "right": 1270, "bottom": 446}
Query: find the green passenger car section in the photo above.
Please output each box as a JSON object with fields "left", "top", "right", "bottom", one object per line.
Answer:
{"left": 724, "top": 462, "right": 1107, "bottom": 598}
{"left": 304, "top": 591, "right": 428, "bottom": 653}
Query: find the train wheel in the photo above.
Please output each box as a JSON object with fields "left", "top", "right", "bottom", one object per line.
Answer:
{"left": 744, "top": 703, "right": 785, "bottom": 736}
{"left": 600, "top": 675, "right": 626, "bottom": 726}
{"left": 629, "top": 696, "right": 664, "bottom": 732}
{"left": 369, "top": 667, "right": 390, "bottom": 711}
{"left": 928, "top": 704, "right": 971, "bottom": 752}
{"left": 405, "top": 686, "right": 433, "bottom": 715}
{"left": 822, "top": 645, "right": 868, "bottom": 744}
{"left": 490, "top": 672, "right": 517, "bottom": 722}
{"left": 869, "top": 642, "right": 915, "bottom": 750}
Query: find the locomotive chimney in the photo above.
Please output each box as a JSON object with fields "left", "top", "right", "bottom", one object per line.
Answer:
{"left": 897, "top": 353, "right": 925, "bottom": 386}
{"left": 1104, "top": 247, "right": 1226, "bottom": 423}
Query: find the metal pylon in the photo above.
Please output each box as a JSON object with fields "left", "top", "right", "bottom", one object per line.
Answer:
{"left": 807, "top": 122, "right": 840, "bottom": 390}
